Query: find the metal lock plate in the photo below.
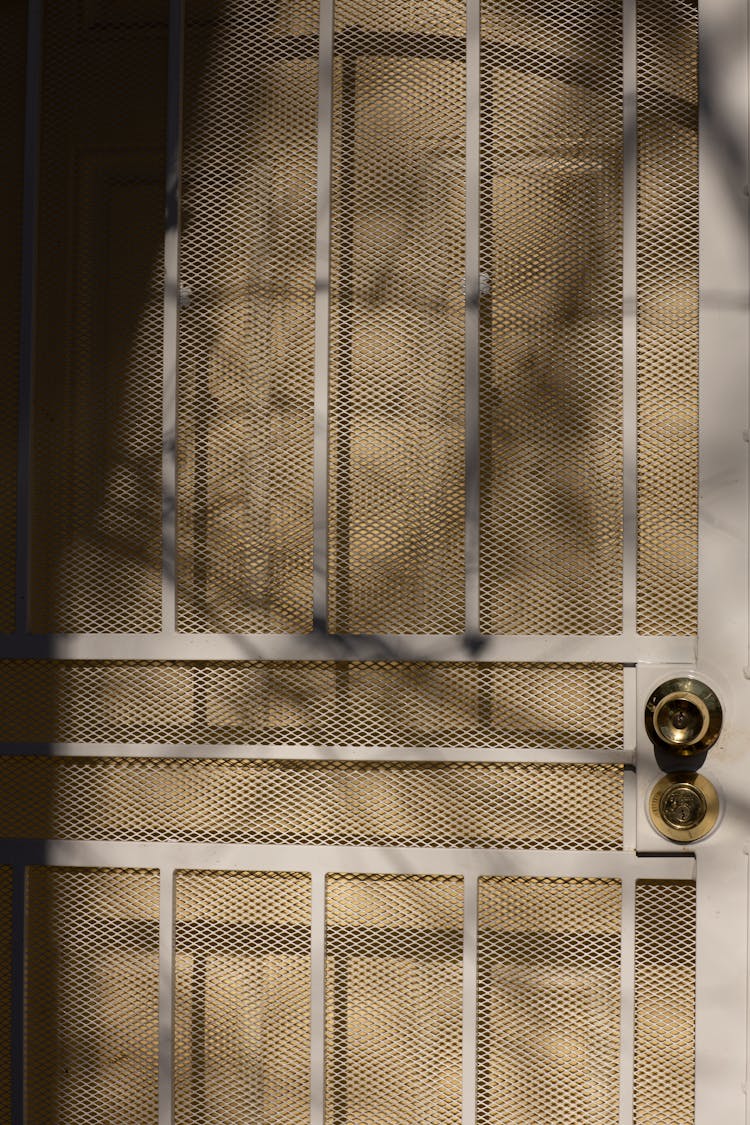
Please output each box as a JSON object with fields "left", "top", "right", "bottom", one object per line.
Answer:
{"left": 648, "top": 772, "right": 720, "bottom": 843}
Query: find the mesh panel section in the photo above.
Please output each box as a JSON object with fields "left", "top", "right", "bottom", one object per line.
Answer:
{"left": 174, "top": 870, "right": 311, "bottom": 1124}
{"left": 0, "top": 868, "right": 10, "bottom": 1120}
{"left": 636, "top": 0, "right": 698, "bottom": 635}
{"left": 0, "top": 1, "right": 25, "bottom": 632}
{"left": 328, "top": 0, "right": 466, "bottom": 633}
{"left": 30, "top": 6, "right": 167, "bottom": 632}
{"left": 0, "top": 757, "right": 623, "bottom": 848}
{"left": 177, "top": 0, "right": 317, "bottom": 632}
{"left": 0, "top": 660, "right": 623, "bottom": 748}
{"left": 479, "top": 1, "right": 623, "bottom": 634}
{"left": 477, "top": 877, "right": 621, "bottom": 1124}
{"left": 634, "top": 880, "right": 696, "bottom": 1124}
{"left": 25, "top": 867, "right": 159, "bottom": 1124}
{"left": 326, "top": 873, "right": 463, "bottom": 1122}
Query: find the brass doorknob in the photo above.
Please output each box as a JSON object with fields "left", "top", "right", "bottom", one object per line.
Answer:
{"left": 644, "top": 678, "right": 722, "bottom": 756}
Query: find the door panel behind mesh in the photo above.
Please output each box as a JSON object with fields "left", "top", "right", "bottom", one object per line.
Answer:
{"left": 178, "top": 0, "right": 319, "bottom": 633}
{"left": 30, "top": 5, "right": 167, "bottom": 633}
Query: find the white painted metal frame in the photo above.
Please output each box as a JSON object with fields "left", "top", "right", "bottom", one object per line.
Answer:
{"left": 7, "top": 0, "right": 695, "bottom": 665}
{"left": 161, "top": 0, "right": 183, "bottom": 636}
{"left": 631, "top": 0, "right": 750, "bottom": 1121}
{"left": 1, "top": 843, "right": 694, "bottom": 1125}
{"left": 0, "top": 631, "right": 695, "bottom": 662}
{"left": 465, "top": 0, "right": 481, "bottom": 640}
{"left": 11, "top": 0, "right": 745, "bottom": 1121}
{"left": 622, "top": 0, "right": 637, "bottom": 638}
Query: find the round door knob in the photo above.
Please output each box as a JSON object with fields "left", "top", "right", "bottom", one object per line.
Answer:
{"left": 645, "top": 678, "right": 722, "bottom": 756}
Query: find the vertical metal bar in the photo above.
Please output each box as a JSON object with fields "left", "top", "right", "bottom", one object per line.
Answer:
{"left": 158, "top": 866, "right": 175, "bottom": 1125}
{"left": 334, "top": 53, "right": 355, "bottom": 633}
{"left": 622, "top": 0, "right": 638, "bottom": 635}
{"left": 618, "top": 876, "right": 636, "bottom": 1125}
{"left": 16, "top": 0, "right": 43, "bottom": 636}
{"left": 310, "top": 871, "right": 326, "bottom": 1125}
{"left": 162, "top": 0, "right": 184, "bottom": 634}
{"left": 10, "top": 867, "right": 25, "bottom": 1125}
{"left": 622, "top": 763, "right": 637, "bottom": 851}
{"left": 462, "top": 874, "right": 478, "bottom": 1125}
{"left": 745, "top": 849, "right": 750, "bottom": 1125}
{"left": 623, "top": 664, "right": 637, "bottom": 757}
{"left": 313, "top": 0, "right": 334, "bottom": 631}
{"left": 464, "top": 0, "right": 481, "bottom": 639}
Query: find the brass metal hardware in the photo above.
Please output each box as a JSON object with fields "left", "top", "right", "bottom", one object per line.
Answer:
{"left": 648, "top": 772, "right": 720, "bottom": 842}
{"left": 644, "top": 678, "right": 722, "bottom": 756}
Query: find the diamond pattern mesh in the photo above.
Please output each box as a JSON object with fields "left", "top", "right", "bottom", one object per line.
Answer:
{"left": 0, "top": 757, "right": 623, "bottom": 849}
{"left": 0, "top": 659, "right": 623, "bottom": 748}
{"left": 0, "top": 867, "right": 10, "bottom": 1121}
{"left": 328, "top": 0, "right": 466, "bottom": 633}
{"left": 634, "top": 880, "right": 696, "bottom": 1124}
{"left": 326, "top": 873, "right": 463, "bottom": 1123}
{"left": 177, "top": 0, "right": 317, "bottom": 633}
{"left": 30, "top": 5, "right": 167, "bottom": 632}
{"left": 174, "top": 870, "right": 311, "bottom": 1124}
{"left": 477, "top": 877, "right": 621, "bottom": 1124}
{"left": 479, "top": 0, "right": 623, "bottom": 635}
{"left": 636, "top": 0, "right": 698, "bottom": 635}
{"left": 25, "top": 867, "right": 160, "bottom": 1124}
{"left": 0, "top": 0, "right": 25, "bottom": 632}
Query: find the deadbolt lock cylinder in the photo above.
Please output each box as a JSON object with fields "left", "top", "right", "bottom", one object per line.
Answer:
{"left": 648, "top": 772, "right": 720, "bottom": 842}
{"left": 644, "top": 678, "right": 722, "bottom": 757}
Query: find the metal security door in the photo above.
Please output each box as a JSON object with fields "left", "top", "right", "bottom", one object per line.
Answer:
{"left": 0, "top": 0, "right": 747, "bottom": 1122}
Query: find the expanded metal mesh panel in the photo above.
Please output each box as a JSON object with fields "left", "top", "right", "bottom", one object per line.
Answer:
{"left": 477, "top": 877, "right": 621, "bottom": 1124}
{"left": 30, "top": 5, "right": 167, "bottom": 632}
{"left": 0, "top": 659, "right": 623, "bottom": 748}
{"left": 636, "top": 0, "right": 698, "bottom": 635}
{"left": 634, "top": 880, "right": 696, "bottom": 1124}
{"left": 0, "top": 757, "right": 623, "bottom": 848}
{"left": 326, "top": 873, "right": 463, "bottom": 1123}
{"left": 0, "top": 868, "right": 10, "bottom": 1121}
{"left": 174, "top": 870, "right": 311, "bottom": 1124}
{"left": 479, "top": 1, "right": 623, "bottom": 635}
{"left": 177, "top": 0, "right": 317, "bottom": 633}
{"left": 328, "top": 0, "right": 466, "bottom": 633}
{"left": 25, "top": 867, "right": 159, "bottom": 1124}
{"left": 0, "top": 1, "right": 25, "bottom": 632}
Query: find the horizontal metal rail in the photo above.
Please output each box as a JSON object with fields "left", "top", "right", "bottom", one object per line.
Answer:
{"left": 0, "top": 841, "right": 696, "bottom": 879}
{"left": 0, "top": 632, "right": 696, "bottom": 663}
{"left": 0, "top": 742, "right": 634, "bottom": 763}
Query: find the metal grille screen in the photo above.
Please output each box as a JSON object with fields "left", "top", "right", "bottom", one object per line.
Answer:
{"left": 636, "top": 0, "right": 698, "bottom": 635}
{"left": 634, "top": 879, "right": 696, "bottom": 1124}
{"left": 178, "top": 0, "right": 318, "bottom": 633}
{"left": 25, "top": 867, "right": 160, "bottom": 1124}
{"left": 0, "top": 758, "right": 623, "bottom": 849}
{"left": 0, "top": 867, "right": 10, "bottom": 1121}
{"left": 0, "top": 659, "right": 623, "bottom": 748}
{"left": 478, "top": 0, "right": 623, "bottom": 634}
{"left": 30, "top": 4, "right": 167, "bottom": 632}
{"left": 328, "top": 0, "right": 466, "bottom": 632}
{"left": 0, "top": 0, "right": 25, "bottom": 632}
{"left": 326, "top": 873, "right": 463, "bottom": 1123}
{"left": 8, "top": 0, "right": 703, "bottom": 638}
{"left": 477, "top": 877, "right": 621, "bottom": 1124}
{"left": 174, "top": 870, "right": 311, "bottom": 1124}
